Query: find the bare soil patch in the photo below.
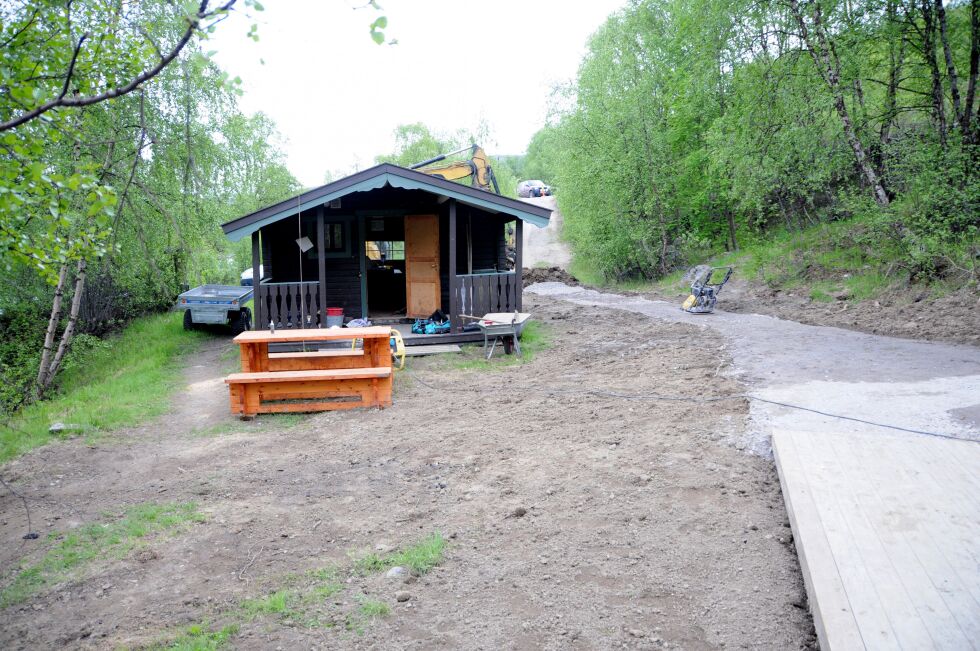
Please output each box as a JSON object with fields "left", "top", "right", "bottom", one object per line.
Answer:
{"left": 647, "top": 278, "right": 980, "bottom": 347}
{"left": 523, "top": 266, "right": 580, "bottom": 288}
{"left": 0, "top": 295, "right": 815, "bottom": 649}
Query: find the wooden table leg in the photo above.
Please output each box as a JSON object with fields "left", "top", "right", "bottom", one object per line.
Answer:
{"left": 257, "top": 342, "right": 269, "bottom": 372}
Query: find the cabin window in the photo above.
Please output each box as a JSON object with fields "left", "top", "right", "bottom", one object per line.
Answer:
{"left": 366, "top": 240, "right": 405, "bottom": 262}
{"left": 305, "top": 219, "right": 350, "bottom": 259}
{"left": 325, "top": 222, "right": 345, "bottom": 253}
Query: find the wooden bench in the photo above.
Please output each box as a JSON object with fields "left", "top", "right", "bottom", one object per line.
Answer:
{"left": 225, "top": 367, "right": 392, "bottom": 417}
{"left": 266, "top": 348, "right": 364, "bottom": 371}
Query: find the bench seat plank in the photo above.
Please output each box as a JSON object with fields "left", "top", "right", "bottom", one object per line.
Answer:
{"left": 268, "top": 349, "right": 363, "bottom": 359}
{"left": 225, "top": 367, "right": 390, "bottom": 384}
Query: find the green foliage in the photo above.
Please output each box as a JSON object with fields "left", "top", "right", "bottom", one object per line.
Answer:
{"left": 541, "top": 0, "right": 979, "bottom": 284}
{"left": 522, "top": 126, "right": 562, "bottom": 187}
{"left": 671, "top": 212, "right": 978, "bottom": 303}
{"left": 0, "top": 1, "right": 299, "bottom": 408}
{"left": 0, "top": 1, "right": 250, "bottom": 281}
{"left": 1, "top": 502, "right": 203, "bottom": 607}
{"left": 0, "top": 311, "right": 205, "bottom": 462}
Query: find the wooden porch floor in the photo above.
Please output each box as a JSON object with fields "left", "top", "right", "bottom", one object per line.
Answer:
{"left": 267, "top": 329, "right": 483, "bottom": 353}
{"left": 773, "top": 429, "right": 980, "bottom": 650}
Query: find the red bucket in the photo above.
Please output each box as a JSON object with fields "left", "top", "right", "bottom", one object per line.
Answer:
{"left": 326, "top": 307, "right": 344, "bottom": 327}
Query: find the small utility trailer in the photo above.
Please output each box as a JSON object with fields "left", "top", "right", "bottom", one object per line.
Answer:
{"left": 176, "top": 285, "right": 253, "bottom": 334}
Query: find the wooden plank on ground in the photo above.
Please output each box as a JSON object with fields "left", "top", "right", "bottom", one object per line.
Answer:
{"left": 404, "top": 345, "right": 462, "bottom": 356}
{"left": 773, "top": 429, "right": 980, "bottom": 651}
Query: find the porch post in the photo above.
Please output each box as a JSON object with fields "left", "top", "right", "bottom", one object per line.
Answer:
{"left": 251, "top": 230, "right": 262, "bottom": 327}
{"left": 448, "top": 198, "right": 459, "bottom": 334}
{"left": 515, "top": 218, "right": 523, "bottom": 311}
{"left": 316, "top": 208, "right": 327, "bottom": 327}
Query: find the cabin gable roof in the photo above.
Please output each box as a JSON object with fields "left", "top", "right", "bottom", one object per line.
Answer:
{"left": 221, "top": 163, "right": 552, "bottom": 242}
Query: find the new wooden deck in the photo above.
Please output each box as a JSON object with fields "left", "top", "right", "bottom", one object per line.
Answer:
{"left": 772, "top": 430, "right": 980, "bottom": 650}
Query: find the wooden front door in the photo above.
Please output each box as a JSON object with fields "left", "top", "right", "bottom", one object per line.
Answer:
{"left": 404, "top": 214, "right": 441, "bottom": 317}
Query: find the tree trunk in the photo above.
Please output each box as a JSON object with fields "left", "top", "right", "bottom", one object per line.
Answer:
{"left": 935, "top": 0, "right": 963, "bottom": 126}
{"left": 881, "top": 0, "right": 907, "bottom": 145}
{"left": 45, "top": 259, "right": 87, "bottom": 387}
{"left": 35, "top": 259, "right": 87, "bottom": 396}
{"left": 789, "top": 0, "right": 891, "bottom": 206}
{"left": 36, "top": 264, "right": 69, "bottom": 392}
{"left": 726, "top": 207, "right": 739, "bottom": 251}
{"left": 921, "top": 0, "right": 949, "bottom": 147}
{"left": 964, "top": 0, "right": 979, "bottom": 141}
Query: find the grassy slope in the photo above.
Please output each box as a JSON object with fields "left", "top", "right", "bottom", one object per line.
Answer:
{"left": 572, "top": 216, "right": 974, "bottom": 302}
{"left": 0, "top": 312, "right": 206, "bottom": 463}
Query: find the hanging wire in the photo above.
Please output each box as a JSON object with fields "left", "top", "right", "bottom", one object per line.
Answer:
{"left": 297, "top": 194, "right": 308, "bottom": 351}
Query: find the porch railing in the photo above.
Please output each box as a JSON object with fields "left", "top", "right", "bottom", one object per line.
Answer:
{"left": 455, "top": 272, "right": 519, "bottom": 318}
{"left": 256, "top": 281, "right": 321, "bottom": 329}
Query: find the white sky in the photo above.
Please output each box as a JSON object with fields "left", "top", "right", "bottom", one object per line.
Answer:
{"left": 210, "top": 0, "right": 623, "bottom": 186}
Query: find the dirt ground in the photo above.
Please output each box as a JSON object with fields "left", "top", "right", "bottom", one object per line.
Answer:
{"left": 0, "top": 294, "right": 816, "bottom": 650}
{"left": 650, "top": 277, "right": 980, "bottom": 347}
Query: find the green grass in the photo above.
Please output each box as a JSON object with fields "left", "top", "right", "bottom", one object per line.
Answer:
{"left": 357, "top": 597, "right": 390, "bottom": 618}
{"left": 218, "top": 342, "right": 242, "bottom": 374}
{"left": 155, "top": 623, "right": 239, "bottom": 651}
{"left": 1, "top": 501, "right": 204, "bottom": 607}
{"left": 152, "top": 533, "right": 446, "bottom": 647}
{"left": 345, "top": 596, "right": 391, "bottom": 634}
{"left": 304, "top": 566, "right": 343, "bottom": 601}
{"left": 354, "top": 532, "right": 446, "bottom": 575}
{"left": 809, "top": 286, "right": 835, "bottom": 302}
{"left": 443, "top": 322, "right": 551, "bottom": 372}
{"left": 240, "top": 589, "right": 295, "bottom": 620}
{"left": 568, "top": 256, "right": 605, "bottom": 287}
{"left": 0, "top": 311, "right": 207, "bottom": 463}
{"left": 844, "top": 271, "right": 892, "bottom": 300}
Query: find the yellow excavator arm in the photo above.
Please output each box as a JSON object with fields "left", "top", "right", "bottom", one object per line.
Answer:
{"left": 410, "top": 144, "right": 500, "bottom": 194}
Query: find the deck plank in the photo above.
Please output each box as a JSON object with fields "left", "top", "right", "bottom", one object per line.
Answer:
{"left": 773, "top": 430, "right": 980, "bottom": 650}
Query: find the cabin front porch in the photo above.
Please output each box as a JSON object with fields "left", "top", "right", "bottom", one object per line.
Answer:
{"left": 248, "top": 199, "right": 525, "bottom": 345}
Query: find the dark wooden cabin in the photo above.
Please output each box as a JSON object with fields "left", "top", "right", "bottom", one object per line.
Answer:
{"left": 221, "top": 163, "right": 552, "bottom": 343}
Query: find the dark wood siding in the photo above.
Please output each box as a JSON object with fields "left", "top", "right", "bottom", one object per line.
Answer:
{"left": 322, "top": 216, "right": 360, "bottom": 315}
{"left": 470, "top": 214, "right": 507, "bottom": 272}
{"left": 262, "top": 209, "right": 362, "bottom": 316}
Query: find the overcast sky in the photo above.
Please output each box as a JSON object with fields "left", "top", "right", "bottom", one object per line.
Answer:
{"left": 210, "top": 0, "right": 624, "bottom": 186}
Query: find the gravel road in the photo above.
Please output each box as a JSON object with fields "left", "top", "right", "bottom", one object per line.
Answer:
{"left": 520, "top": 196, "right": 571, "bottom": 269}
{"left": 527, "top": 282, "right": 980, "bottom": 456}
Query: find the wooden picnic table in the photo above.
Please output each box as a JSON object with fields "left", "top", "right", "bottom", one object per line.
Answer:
{"left": 233, "top": 326, "right": 392, "bottom": 373}
{"left": 226, "top": 326, "right": 394, "bottom": 417}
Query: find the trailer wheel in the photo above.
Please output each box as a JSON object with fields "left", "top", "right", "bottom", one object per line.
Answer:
{"left": 182, "top": 310, "right": 196, "bottom": 331}
{"left": 231, "top": 307, "right": 252, "bottom": 336}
